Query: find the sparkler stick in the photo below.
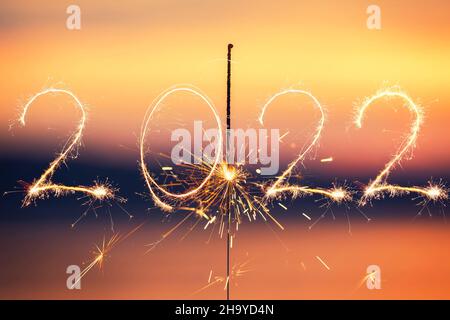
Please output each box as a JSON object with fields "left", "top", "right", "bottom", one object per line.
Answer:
{"left": 18, "top": 88, "right": 116, "bottom": 206}
{"left": 354, "top": 87, "right": 447, "bottom": 205}
{"left": 226, "top": 43, "right": 233, "bottom": 301}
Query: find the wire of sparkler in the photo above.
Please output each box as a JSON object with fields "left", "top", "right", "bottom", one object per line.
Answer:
{"left": 226, "top": 43, "right": 233, "bottom": 301}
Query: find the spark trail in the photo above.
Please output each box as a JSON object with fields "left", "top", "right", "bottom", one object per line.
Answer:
{"left": 139, "top": 86, "right": 223, "bottom": 212}
{"left": 18, "top": 88, "right": 117, "bottom": 206}
{"left": 259, "top": 89, "right": 351, "bottom": 203}
{"left": 354, "top": 87, "right": 447, "bottom": 205}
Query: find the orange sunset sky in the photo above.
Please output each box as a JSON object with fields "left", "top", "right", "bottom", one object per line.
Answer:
{"left": 0, "top": 0, "right": 450, "bottom": 301}
{"left": 0, "top": 0, "right": 449, "bottom": 176}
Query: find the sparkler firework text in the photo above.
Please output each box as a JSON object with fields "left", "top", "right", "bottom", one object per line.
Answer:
{"left": 18, "top": 88, "right": 117, "bottom": 207}
{"left": 354, "top": 87, "right": 447, "bottom": 205}
{"left": 15, "top": 73, "right": 448, "bottom": 233}
{"left": 258, "top": 89, "right": 351, "bottom": 203}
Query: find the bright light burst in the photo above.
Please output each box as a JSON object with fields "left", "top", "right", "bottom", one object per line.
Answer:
{"left": 71, "top": 234, "right": 119, "bottom": 289}
{"left": 144, "top": 160, "right": 283, "bottom": 252}
{"left": 140, "top": 86, "right": 285, "bottom": 251}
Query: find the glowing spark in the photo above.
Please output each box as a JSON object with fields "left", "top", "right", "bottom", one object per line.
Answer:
{"left": 71, "top": 223, "right": 143, "bottom": 289}
{"left": 208, "top": 270, "right": 213, "bottom": 283}
{"left": 278, "top": 203, "right": 288, "bottom": 210}
{"left": 302, "top": 212, "right": 311, "bottom": 220}
{"left": 330, "top": 188, "right": 348, "bottom": 202}
{"left": 161, "top": 166, "right": 173, "bottom": 171}
{"left": 224, "top": 276, "right": 230, "bottom": 290}
{"left": 279, "top": 131, "right": 289, "bottom": 142}
{"left": 367, "top": 271, "right": 377, "bottom": 285}
{"left": 204, "top": 216, "right": 216, "bottom": 230}
{"left": 355, "top": 87, "right": 447, "bottom": 204}
{"left": 192, "top": 260, "right": 253, "bottom": 296}
{"left": 320, "top": 157, "right": 333, "bottom": 163}
{"left": 18, "top": 88, "right": 116, "bottom": 206}
{"left": 316, "top": 256, "right": 331, "bottom": 270}
{"left": 355, "top": 270, "right": 378, "bottom": 292}
{"left": 221, "top": 164, "right": 236, "bottom": 181}
{"left": 425, "top": 185, "right": 445, "bottom": 200}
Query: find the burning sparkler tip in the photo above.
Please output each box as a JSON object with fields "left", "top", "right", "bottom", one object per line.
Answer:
{"left": 330, "top": 187, "right": 351, "bottom": 202}
{"left": 425, "top": 185, "right": 447, "bottom": 201}
{"left": 221, "top": 164, "right": 237, "bottom": 182}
